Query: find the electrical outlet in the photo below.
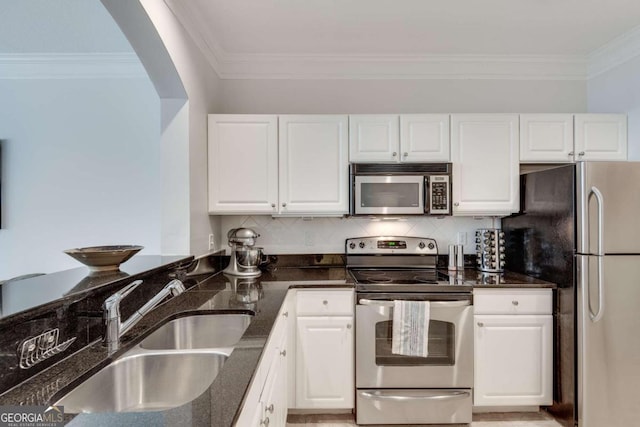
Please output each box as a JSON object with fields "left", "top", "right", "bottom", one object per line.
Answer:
{"left": 208, "top": 234, "right": 215, "bottom": 251}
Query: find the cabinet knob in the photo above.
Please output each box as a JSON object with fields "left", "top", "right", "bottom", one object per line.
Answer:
{"left": 323, "top": 300, "right": 328, "bottom": 305}
{"left": 477, "top": 322, "right": 484, "bottom": 327}
{"left": 266, "top": 404, "right": 274, "bottom": 414}
{"left": 271, "top": 203, "right": 276, "bottom": 208}
{"left": 347, "top": 324, "right": 352, "bottom": 329}
{"left": 283, "top": 311, "right": 289, "bottom": 317}
{"left": 392, "top": 152, "right": 397, "bottom": 157}
{"left": 280, "top": 349, "right": 287, "bottom": 357}
{"left": 578, "top": 151, "right": 585, "bottom": 156}
{"left": 282, "top": 203, "right": 287, "bottom": 207}
{"left": 454, "top": 202, "right": 460, "bottom": 207}
{"left": 261, "top": 417, "right": 270, "bottom": 426}
{"left": 403, "top": 152, "right": 408, "bottom": 157}
{"left": 512, "top": 300, "right": 519, "bottom": 306}
{"left": 568, "top": 151, "right": 575, "bottom": 156}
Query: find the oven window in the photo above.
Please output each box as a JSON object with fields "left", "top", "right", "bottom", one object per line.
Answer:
{"left": 375, "top": 319, "right": 455, "bottom": 366}
{"left": 361, "top": 183, "right": 419, "bottom": 208}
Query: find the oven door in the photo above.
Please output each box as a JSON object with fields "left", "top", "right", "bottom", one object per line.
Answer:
{"left": 356, "top": 293, "right": 473, "bottom": 388}
{"left": 354, "top": 175, "right": 425, "bottom": 215}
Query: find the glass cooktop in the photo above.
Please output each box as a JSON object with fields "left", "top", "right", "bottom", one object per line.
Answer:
{"left": 350, "top": 268, "right": 473, "bottom": 292}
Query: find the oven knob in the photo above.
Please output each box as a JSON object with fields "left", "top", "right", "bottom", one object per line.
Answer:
{"left": 427, "top": 242, "right": 435, "bottom": 250}
{"left": 349, "top": 242, "right": 356, "bottom": 250}
{"left": 418, "top": 242, "right": 425, "bottom": 249}
{"left": 359, "top": 242, "right": 366, "bottom": 249}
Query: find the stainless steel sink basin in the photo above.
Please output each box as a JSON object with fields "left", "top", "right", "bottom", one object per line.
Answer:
{"left": 56, "top": 352, "right": 226, "bottom": 413}
{"left": 139, "top": 313, "right": 253, "bottom": 350}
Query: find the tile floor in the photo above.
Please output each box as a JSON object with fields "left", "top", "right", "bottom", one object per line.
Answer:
{"left": 287, "top": 412, "right": 564, "bottom": 427}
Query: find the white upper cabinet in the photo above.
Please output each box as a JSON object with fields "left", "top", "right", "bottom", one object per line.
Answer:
{"left": 279, "top": 115, "right": 349, "bottom": 215}
{"left": 519, "top": 114, "right": 574, "bottom": 163}
{"left": 400, "top": 114, "right": 450, "bottom": 162}
{"left": 574, "top": 114, "right": 627, "bottom": 161}
{"left": 208, "top": 115, "right": 279, "bottom": 214}
{"left": 208, "top": 114, "right": 348, "bottom": 216}
{"left": 349, "top": 115, "right": 400, "bottom": 162}
{"left": 520, "top": 114, "right": 627, "bottom": 162}
{"left": 451, "top": 114, "right": 520, "bottom": 216}
{"left": 349, "top": 114, "right": 450, "bottom": 162}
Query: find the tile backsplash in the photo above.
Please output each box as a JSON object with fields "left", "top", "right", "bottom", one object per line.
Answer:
{"left": 220, "top": 216, "right": 498, "bottom": 255}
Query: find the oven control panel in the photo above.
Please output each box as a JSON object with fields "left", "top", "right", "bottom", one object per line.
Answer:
{"left": 346, "top": 236, "right": 438, "bottom": 255}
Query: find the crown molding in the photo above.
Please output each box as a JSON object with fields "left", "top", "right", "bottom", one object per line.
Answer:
{"left": 216, "top": 53, "right": 587, "bottom": 80}
{"left": 0, "top": 53, "right": 147, "bottom": 79}
{"left": 588, "top": 25, "right": 640, "bottom": 79}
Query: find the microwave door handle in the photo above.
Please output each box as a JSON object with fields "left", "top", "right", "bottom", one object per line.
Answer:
{"left": 424, "top": 176, "right": 430, "bottom": 214}
{"left": 358, "top": 299, "right": 471, "bottom": 308}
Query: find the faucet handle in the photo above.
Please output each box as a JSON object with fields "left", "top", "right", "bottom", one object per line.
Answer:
{"left": 104, "top": 280, "right": 144, "bottom": 307}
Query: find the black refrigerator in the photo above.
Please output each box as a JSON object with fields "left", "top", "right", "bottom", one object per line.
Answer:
{"left": 503, "top": 162, "right": 640, "bottom": 427}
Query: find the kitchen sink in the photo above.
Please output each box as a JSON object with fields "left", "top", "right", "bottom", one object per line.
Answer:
{"left": 139, "top": 313, "right": 253, "bottom": 350}
{"left": 55, "top": 352, "right": 226, "bottom": 413}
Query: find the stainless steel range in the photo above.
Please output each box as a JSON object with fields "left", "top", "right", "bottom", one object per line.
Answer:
{"left": 347, "top": 236, "right": 473, "bottom": 426}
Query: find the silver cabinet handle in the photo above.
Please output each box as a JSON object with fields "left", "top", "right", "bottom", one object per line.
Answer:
{"left": 358, "top": 299, "right": 471, "bottom": 308}
{"left": 477, "top": 322, "right": 484, "bottom": 327}
{"left": 361, "top": 390, "right": 470, "bottom": 401}
{"left": 392, "top": 152, "right": 397, "bottom": 157}
{"left": 588, "top": 186, "right": 605, "bottom": 322}
{"left": 280, "top": 349, "right": 286, "bottom": 357}
{"left": 512, "top": 300, "right": 519, "bottom": 306}
{"left": 266, "top": 404, "right": 274, "bottom": 413}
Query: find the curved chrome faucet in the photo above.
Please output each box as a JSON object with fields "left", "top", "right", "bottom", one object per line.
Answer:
{"left": 103, "top": 279, "right": 186, "bottom": 353}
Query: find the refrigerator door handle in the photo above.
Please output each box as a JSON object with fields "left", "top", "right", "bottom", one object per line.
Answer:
{"left": 589, "top": 186, "right": 605, "bottom": 322}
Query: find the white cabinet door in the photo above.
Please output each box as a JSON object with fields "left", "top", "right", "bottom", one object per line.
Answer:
{"left": 474, "top": 314, "right": 553, "bottom": 406}
{"left": 349, "top": 115, "right": 400, "bottom": 162}
{"left": 400, "top": 114, "right": 450, "bottom": 162}
{"left": 575, "top": 114, "right": 627, "bottom": 161}
{"left": 519, "top": 114, "right": 574, "bottom": 163}
{"left": 208, "top": 115, "right": 278, "bottom": 214}
{"left": 279, "top": 115, "right": 349, "bottom": 214}
{"left": 451, "top": 114, "right": 519, "bottom": 216}
{"left": 295, "top": 316, "right": 354, "bottom": 408}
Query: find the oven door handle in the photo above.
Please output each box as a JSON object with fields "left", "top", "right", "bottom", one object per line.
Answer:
{"left": 360, "top": 390, "right": 471, "bottom": 401}
{"left": 358, "top": 299, "right": 471, "bottom": 308}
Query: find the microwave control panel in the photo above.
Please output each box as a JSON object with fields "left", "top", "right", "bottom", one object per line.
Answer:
{"left": 428, "top": 175, "right": 450, "bottom": 215}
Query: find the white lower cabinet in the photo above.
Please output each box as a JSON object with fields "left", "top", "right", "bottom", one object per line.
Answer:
{"left": 294, "top": 290, "right": 354, "bottom": 409}
{"left": 236, "top": 292, "right": 291, "bottom": 427}
{"left": 473, "top": 289, "right": 553, "bottom": 407}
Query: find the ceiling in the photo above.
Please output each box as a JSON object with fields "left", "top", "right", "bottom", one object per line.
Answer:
{"left": 165, "top": 0, "right": 640, "bottom": 79}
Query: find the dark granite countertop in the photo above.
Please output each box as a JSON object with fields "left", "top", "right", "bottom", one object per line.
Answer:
{"left": 0, "top": 266, "right": 352, "bottom": 427}
{"left": 443, "top": 268, "right": 557, "bottom": 288}
{"left": 0, "top": 259, "right": 554, "bottom": 427}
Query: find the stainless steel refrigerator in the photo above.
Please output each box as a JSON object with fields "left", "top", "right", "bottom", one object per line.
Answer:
{"left": 502, "top": 162, "right": 640, "bottom": 427}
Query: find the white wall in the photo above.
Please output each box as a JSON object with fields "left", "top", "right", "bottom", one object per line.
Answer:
{"left": 220, "top": 79, "right": 587, "bottom": 114}
{"left": 588, "top": 55, "right": 640, "bottom": 160}
{"left": 0, "top": 77, "right": 161, "bottom": 278}
{"left": 220, "top": 215, "right": 494, "bottom": 256}
{"left": 137, "top": 0, "right": 223, "bottom": 256}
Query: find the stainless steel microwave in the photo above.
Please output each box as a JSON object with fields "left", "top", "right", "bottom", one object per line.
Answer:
{"left": 350, "top": 163, "right": 452, "bottom": 216}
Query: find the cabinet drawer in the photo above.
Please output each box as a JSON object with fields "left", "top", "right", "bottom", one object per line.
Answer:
{"left": 297, "top": 290, "right": 354, "bottom": 316}
{"left": 474, "top": 289, "right": 552, "bottom": 315}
